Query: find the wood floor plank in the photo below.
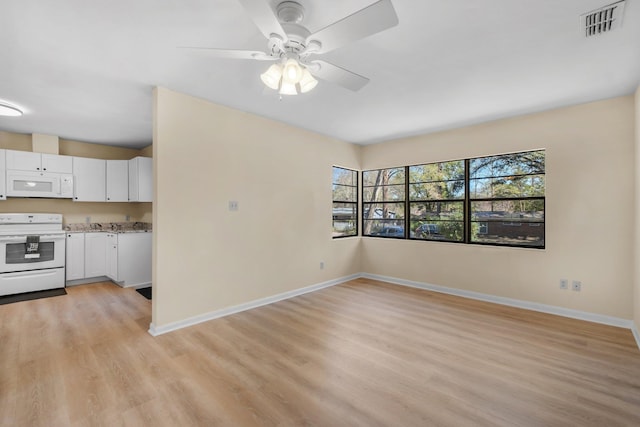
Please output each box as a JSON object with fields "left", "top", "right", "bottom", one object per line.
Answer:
{"left": 1, "top": 279, "right": 639, "bottom": 426}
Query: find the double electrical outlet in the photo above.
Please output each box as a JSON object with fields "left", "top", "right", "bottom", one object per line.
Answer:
{"left": 560, "top": 279, "right": 581, "bottom": 291}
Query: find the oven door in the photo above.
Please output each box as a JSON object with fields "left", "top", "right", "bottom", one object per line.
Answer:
{"left": 0, "top": 234, "right": 66, "bottom": 273}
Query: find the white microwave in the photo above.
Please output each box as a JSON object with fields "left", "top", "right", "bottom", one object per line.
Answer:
{"left": 6, "top": 171, "right": 74, "bottom": 198}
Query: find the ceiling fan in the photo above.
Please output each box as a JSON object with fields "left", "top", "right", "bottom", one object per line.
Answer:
{"left": 182, "top": 0, "right": 399, "bottom": 95}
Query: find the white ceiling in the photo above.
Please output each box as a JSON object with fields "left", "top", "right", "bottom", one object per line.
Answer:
{"left": 0, "top": 0, "right": 639, "bottom": 149}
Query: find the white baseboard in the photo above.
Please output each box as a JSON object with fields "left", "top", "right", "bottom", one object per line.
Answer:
{"left": 362, "top": 273, "right": 635, "bottom": 330}
{"left": 148, "top": 273, "right": 360, "bottom": 336}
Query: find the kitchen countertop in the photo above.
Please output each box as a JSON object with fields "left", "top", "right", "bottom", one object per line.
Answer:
{"left": 65, "top": 222, "right": 152, "bottom": 234}
{"left": 67, "top": 229, "right": 152, "bottom": 234}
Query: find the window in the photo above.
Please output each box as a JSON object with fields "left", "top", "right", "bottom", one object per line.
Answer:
{"left": 469, "top": 150, "right": 545, "bottom": 247}
{"left": 332, "top": 167, "right": 358, "bottom": 238}
{"left": 362, "top": 150, "right": 545, "bottom": 248}
{"left": 409, "top": 160, "right": 465, "bottom": 242}
{"left": 362, "top": 167, "right": 406, "bottom": 238}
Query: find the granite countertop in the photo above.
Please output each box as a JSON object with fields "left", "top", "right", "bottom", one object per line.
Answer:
{"left": 65, "top": 222, "right": 152, "bottom": 233}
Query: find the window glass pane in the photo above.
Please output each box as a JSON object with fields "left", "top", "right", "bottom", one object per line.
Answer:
{"left": 470, "top": 221, "right": 545, "bottom": 247}
{"left": 470, "top": 150, "right": 545, "bottom": 179}
{"left": 410, "top": 201, "right": 464, "bottom": 221}
{"left": 470, "top": 199, "right": 544, "bottom": 247}
{"left": 363, "top": 202, "right": 405, "bottom": 236}
{"left": 333, "top": 202, "right": 357, "bottom": 237}
{"left": 409, "top": 220, "right": 464, "bottom": 242}
{"left": 470, "top": 175, "right": 545, "bottom": 199}
{"left": 333, "top": 184, "right": 357, "bottom": 202}
{"left": 409, "top": 160, "right": 464, "bottom": 183}
{"left": 363, "top": 184, "right": 405, "bottom": 202}
{"left": 363, "top": 221, "right": 405, "bottom": 238}
{"left": 333, "top": 166, "right": 357, "bottom": 238}
{"left": 409, "top": 181, "right": 465, "bottom": 200}
{"left": 471, "top": 199, "right": 545, "bottom": 221}
{"left": 333, "top": 168, "right": 356, "bottom": 186}
{"left": 363, "top": 203, "right": 405, "bottom": 220}
{"left": 363, "top": 168, "right": 405, "bottom": 186}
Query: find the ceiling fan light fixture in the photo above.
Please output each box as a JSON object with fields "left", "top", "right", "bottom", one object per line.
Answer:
{"left": 0, "top": 102, "right": 23, "bottom": 117}
{"left": 279, "top": 80, "right": 298, "bottom": 95}
{"left": 260, "top": 63, "right": 283, "bottom": 90}
{"left": 299, "top": 68, "right": 318, "bottom": 93}
{"left": 282, "top": 58, "right": 303, "bottom": 84}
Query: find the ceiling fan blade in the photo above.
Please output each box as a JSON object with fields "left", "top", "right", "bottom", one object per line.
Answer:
{"left": 178, "top": 47, "right": 276, "bottom": 61}
{"left": 309, "top": 60, "right": 370, "bottom": 92}
{"left": 307, "top": 0, "right": 398, "bottom": 54}
{"left": 237, "top": 0, "right": 288, "bottom": 41}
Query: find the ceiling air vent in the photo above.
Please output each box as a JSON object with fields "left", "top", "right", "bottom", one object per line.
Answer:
{"left": 581, "top": 1, "right": 626, "bottom": 37}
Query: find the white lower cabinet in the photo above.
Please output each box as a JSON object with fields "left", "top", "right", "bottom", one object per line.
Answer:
{"left": 67, "top": 231, "right": 151, "bottom": 287}
{"left": 85, "top": 233, "right": 107, "bottom": 278}
{"left": 106, "top": 233, "right": 118, "bottom": 281}
{"left": 106, "top": 232, "right": 151, "bottom": 287}
{"left": 66, "top": 233, "right": 85, "bottom": 281}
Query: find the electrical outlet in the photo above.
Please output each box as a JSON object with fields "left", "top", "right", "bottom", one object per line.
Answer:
{"left": 125, "top": 214, "right": 131, "bottom": 221}
{"left": 228, "top": 201, "right": 239, "bottom": 211}
{"left": 571, "top": 280, "right": 582, "bottom": 291}
{"left": 85, "top": 216, "right": 91, "bottom": 224}
{"left": 560, "top": 279, "right": 568, "bottom": 289}
{"left": 320, "top": 261, "right": 325, "bottom": 270}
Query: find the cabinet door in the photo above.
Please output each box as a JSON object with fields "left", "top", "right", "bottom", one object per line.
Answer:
{"left": 6, "top": 150, "right": 41, "bottom": 171}
{"left": 42, "top": 154, "right": 73, "bottom": 173}
{"left": 73, "top": 157, "right": 106, "bottom": 202}
{"left": 106, "top": 160, "right": 129, "bottom": 202}
{"left": 117, "top": 233, "right": 152, "bottom": 286}
{"left": 85, "top": 233, "right": 107, "bottom": 278}
{"left": 128, "top": 157, "right": 152, "bottom": 202}
{"left": 105, "top": 234, "right": 119, "bottom": 281}
{"left": 66, "top": 233, "right": 85, "bottom": 281}
{"left": 0, "top": 149, "right": 6, "bottom": 200}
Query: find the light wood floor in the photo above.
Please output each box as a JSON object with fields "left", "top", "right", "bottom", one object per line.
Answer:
{"left": 1, "top": 278, "right": 639, "bottom": 426}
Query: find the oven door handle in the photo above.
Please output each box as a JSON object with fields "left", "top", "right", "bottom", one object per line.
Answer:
{"left": 0, "top": 234, "right": 65, "bottom": 243}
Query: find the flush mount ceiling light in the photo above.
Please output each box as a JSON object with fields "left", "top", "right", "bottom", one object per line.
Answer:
{"left": 0, "top": 101, "right": 23, "bottom": 117}
{"left": 260, "top": 57, "right": 318, "bottom": 95}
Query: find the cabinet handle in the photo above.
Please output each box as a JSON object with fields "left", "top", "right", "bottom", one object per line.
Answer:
{"left": 43, "top": 168, "right": 47, "bottom": 171}
{"left": 36, "top": 167, "right": 40, "bottom": 170}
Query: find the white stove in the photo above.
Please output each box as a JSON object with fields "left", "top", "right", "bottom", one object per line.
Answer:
{"left": 0, "top": 213, "right": 66, "bottom": 296}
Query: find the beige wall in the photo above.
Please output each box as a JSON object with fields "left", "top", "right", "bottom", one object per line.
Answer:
{"left": 361, "top": 96, "right": 635, "bottom": 319}
{"left": 0, "top": 131, "right": 152, "bottom": 224}
{"left": 635, "top": 86, "right": 640, "bottom": 332}
{"left": 152, "top": 87, "right": 361, "bottom": 327}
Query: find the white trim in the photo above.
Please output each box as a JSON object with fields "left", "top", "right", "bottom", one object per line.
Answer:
{"left": 632, "top": 324, "right": 640, "bottom": 351}
{"left": 362, "top": 273, "right": 634, "bottom": 329}
{"left": 148, "top": 273, "right": 360, "bottom": 336}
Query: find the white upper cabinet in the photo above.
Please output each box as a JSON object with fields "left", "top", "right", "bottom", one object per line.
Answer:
{"left": 128, "top": 156, "right": 152, "bottom": 202}
{"left": 106, "top": 160, "right": 129, "bottom": 202}
{"left": 73, "top": 157, "right": 106, "bottom": 202}
{"left": 0, "top": 149, "right": 6, "bottom": 200}
{"left": 6, "top": 150, "right": 72, "bottom": 173}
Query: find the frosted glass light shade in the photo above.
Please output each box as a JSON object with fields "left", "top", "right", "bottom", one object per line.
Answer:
{"left": 299, "top": 68, "right": 318, "bottom": 93}
{"left": 260, "top": 64, "right": 283, "bottom": 90}
{"left": 279, "top": 81, "right": 298, "bottom": 95}
{"left": 282, "top": 59, "right": 303, "bottom": 84}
